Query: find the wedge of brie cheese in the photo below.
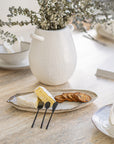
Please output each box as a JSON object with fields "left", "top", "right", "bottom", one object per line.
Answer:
{"left": 109, "top": 104, "right": 114, "bottom": 125}
{"left": 16, "top": 93, "right": 39, "bottom": 108}
{"left": 35, "top": 86, "right": 55, "bottom": 107}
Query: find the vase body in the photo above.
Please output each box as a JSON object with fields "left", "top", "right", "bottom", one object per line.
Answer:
{"left": 29, "top": 26, "right": 77, "bottom": 85}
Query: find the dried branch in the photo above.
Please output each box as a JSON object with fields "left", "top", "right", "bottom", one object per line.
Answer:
{"left": 0, "top": 0, "right": 113, "bottom": 44}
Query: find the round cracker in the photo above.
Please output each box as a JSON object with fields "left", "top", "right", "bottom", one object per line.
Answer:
{"left": 67, "top": 93, "right": 75, "bottom": 101}
{"left": 76, "top": 93, "right": 91, "bottom": 103}
{"left": 62, "top": 93, "right": 73, "bottom": 102}
{"left": 55, "top": 95, "right": 66, "bottom": 103}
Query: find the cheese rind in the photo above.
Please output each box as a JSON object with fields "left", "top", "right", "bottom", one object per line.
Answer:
{"left": 35, "top": 86, "right": 55, "bottom": 107}
{"left": 16, "top": 93, "right": 39, "bottom": 108}
{"left": 109, "top": 104, "right": 114, "bottom": 125}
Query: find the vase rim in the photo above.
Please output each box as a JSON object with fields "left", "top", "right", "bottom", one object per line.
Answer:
{"left": 35, "top": 26, "right": 69, "bottom": 32}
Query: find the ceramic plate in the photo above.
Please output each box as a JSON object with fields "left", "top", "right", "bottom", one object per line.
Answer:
{"left": 0, "top": 58, "right": 29, "bottom": 70}
{"left": 84, "top": 30, "right": 114, "bottom": 47}
{"left": 92, "top": 104, "right": 114, "bottom": 138}
{"left": 7, "top": 89, "right": 97, "bottom": 113}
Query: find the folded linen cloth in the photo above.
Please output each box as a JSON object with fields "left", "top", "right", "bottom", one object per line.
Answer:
{"left": 96, "top": 21, "right": 114, "bottom": 41}
{"left": 109, "top": 103, "right": 114, "bottom": 125}
{"left": 3, "top": 36, "right": 24, "bottom": 53}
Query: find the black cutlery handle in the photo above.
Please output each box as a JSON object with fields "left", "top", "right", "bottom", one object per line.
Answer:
{"left": 46, "top": 102, "right": 58, "bottom": 129}
{"left": 46, "top": 112, "right": 53, "bottom": 129}
{"left": 40, "top": 109, "right": 47, "bottom": 129}
{"left": 31, "top": 109, "right": 39, "bottom": 128}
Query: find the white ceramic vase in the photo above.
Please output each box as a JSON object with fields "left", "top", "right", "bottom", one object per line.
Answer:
{"left": 29, "top": 25, "right": 77, "bottom": 85}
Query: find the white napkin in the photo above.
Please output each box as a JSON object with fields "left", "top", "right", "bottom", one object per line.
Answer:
{"left": 96, "top": 21, "right": 114, "bottom": 41}
{"left": 3, "top": 36, "right": 24, "bottom": 53}
{"left": 109, "top": 103, "right": 114, "bottom": 125}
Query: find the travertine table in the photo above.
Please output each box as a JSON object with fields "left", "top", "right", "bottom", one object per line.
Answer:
{"left": 0, "top": 31, "right": 114, "bottom": 144}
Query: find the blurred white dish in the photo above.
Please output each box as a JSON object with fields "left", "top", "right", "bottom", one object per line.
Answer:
{"left": 92, "top": 104, "right": 114, "bottom": 138}
{"left": 96, "top": 21, "right": 114, "bottom": 41}
{"left": 110, "top": 104, "right": 114, "bottom": 125}
{"left": 0, "top": 42, "right": 30, "bottom": 65}
{"left": 0, "top": 57, "right": 29, "bottom": 70}
{"left": 85, "top": 30, "right": 114, "bottom": 47}
{"left": 3, "top": 36, "right": 24, "bottom": 53}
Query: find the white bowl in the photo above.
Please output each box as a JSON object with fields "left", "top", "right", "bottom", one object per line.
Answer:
{"left": 0, "top": 42, "right": 30, "bottom": 65}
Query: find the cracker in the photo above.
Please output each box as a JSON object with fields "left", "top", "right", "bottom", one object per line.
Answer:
{"left": 55, "top": 92, "right": 91, "bottom": 103}
{"left": 55, "top": 95, "right": 65, "bottom": 102}
{"left": 76, "top": 93, "right": 91, "bottom": 103}
{"left": 62, "top": 93, "right": 73, "bottom": 102}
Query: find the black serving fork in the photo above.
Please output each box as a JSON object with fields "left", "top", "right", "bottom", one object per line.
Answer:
{"left": 31, "top": 101, "right": 44, "bottom": 128}
{"left": 46, "top": 102, "right": 58, "bottom": 129}
{"left": 40, "top": 102, "right": 50, "bottom": 129}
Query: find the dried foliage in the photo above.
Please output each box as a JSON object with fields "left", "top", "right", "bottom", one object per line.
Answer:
{"left": 72, "top": 0, "right": 113, "bottom": 31}
{"left": 0, "top": 0, "right": 113, "bottom": 44}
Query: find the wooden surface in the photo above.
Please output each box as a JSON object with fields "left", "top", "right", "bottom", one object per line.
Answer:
{"left": 0, "top": 30, "right": 114, "bottom": 144}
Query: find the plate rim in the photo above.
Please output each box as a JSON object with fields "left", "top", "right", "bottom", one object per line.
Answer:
{"left": 91, "top": 104, "right": 114, "bottom": 139}
{"left": 0, "top": 58, "right": 29, "bottom": 70}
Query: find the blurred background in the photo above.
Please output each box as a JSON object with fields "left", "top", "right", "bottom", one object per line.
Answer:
{"left": 0, "top": 0, "right": 114, "bottom": 20}
{"left": 0, "top": 0, "right": 39, "bottom": 20}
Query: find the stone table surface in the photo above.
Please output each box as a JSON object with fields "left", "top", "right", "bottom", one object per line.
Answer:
{"left": 0, "top": 30, "right": 114, "bottom": 144}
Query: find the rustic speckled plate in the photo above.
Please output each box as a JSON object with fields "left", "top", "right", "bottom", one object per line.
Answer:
{"left": 7, "top": 89, "right": 97, "bottom": 113}
{"left": 92, "top": 104, "right": 114, "bottom": 138}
